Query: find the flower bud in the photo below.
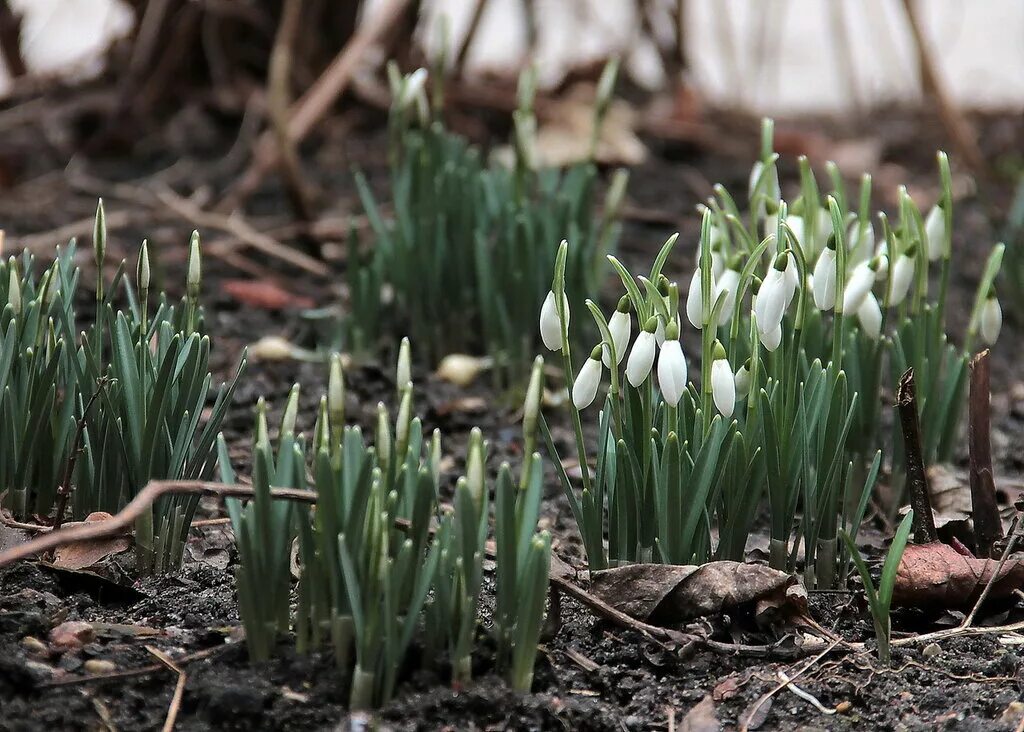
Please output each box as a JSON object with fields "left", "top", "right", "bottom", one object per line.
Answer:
{"left": 281, "top": 383, "right": 300, "bottom": 436}
{"left": 889, "top": 249, "right": 915, "bottom": 306}
{"left": 980, "top": 292, "right": 1002, "bottom": 345}
{"left": 396, "top": 336, "right": 411, "bottom": 391}
{"left": 540, "top": 290, "right": 569, "bottom": 352}
{"left": 734, "top": 358, "right": 752, "bottom": 398}
{"left": 466, "top": 427, "right": 485, "bottom": 507}
{"left": 7, "top": 265, "right": 20, "bottom": 317}
{"left": 572, "top": 345, "right": 604, "bottom": 410}
{"left": 328, "top": 353, "right": 345, "bottom": 427}
{"left": 812, "top": 239, "right": 837, "bottom": 311}
{"left": 137, "top": 240, "right": 151, "bottom": 294}
{"left": 187, "top": 230, "right": 202, "bottom": 300}
{"left": 656, "top": 332, "right": 687, "bottom": 406}
{"left": 857, "top": 292, "right": 882, "bottom": 340}
{"left": 710, "top": 342, "right": 735, "bottom": 418}
{"left": 626, "top": 317, "right": 658, "bottom": 386}
{"left": 603, "top": 296, "right": 631, "bottom": 367}
{"left": 523, "top": 356, "right": 544, "bottom": 439}
{"left": 924, "top": 203, "right": 946, "bottom": 261}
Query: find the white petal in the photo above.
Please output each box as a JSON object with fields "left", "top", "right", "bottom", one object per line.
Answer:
{"left": 925, "top": 205, "right": 945, "bottom": 261}
{"left": 873, "top": 255, "right": 889, "bottom": 282}
{"left": 981, "top": 298, "right": 1002, "bottom": 345}
{"left": 755, "top": 268, "right": 787, "bottom": 334}
{"left": 711, "top": 358, "right": 736, "bottom": 417}
{"left": 603, "top": 310, "right": 632, "bottom": 367}
{"left": 572, "top": 358, "right": 603, "bottom": 409}
{"left": 715, "top": 270, "right": 740, "bottom": 326}
{"left": 626, "top": 331, "right": 657, "bottom": 386}
{"left": 889, "top": 255, "right": 914, "bottom": 306}
{"left": 760, "top": 322, "right": 782, "bottom": 351}
{"left": 857, "top": 292, "right": 882, "bottom": 339}
{"left": 812, "top": 248, "right": 836, "bottom": 311}
{"left": 686, "top": 268, "right": 705, "bottom": 328}
{"left": 734, "top": 365, "right": 751, "bottom": 397}
{"left": 785, "top": 216, "right": 805, "bottom": 252}
{"left": 843, "top": 264, "right": 874, "bottom": 313}
{"left": 540, "top": 291, "right": 569, "bottom": 351}
{"left": 657, "top": 340, "right": 688, "bottom": 406}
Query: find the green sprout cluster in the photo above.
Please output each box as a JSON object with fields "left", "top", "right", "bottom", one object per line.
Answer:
{"left": 1, "top": 203, "right": 245, "bottom": 574}
{"left": 327, "top": 62, "right": 627, "bottom": 389}
{"left": 220, "top": 346, "right": 551, "bottom": 708}
{"left": 543, "top": 121, "right": 1002, "bottom": 590}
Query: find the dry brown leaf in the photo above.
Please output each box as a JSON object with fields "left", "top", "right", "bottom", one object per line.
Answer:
{"left": 51, "top": 512, "right": 130, "bottom": 570}
{"left": 222, "top": 279, "right": 315, "bottom": 309}
{"left": 679, "top": 695, "right": 719, "bottom": 732}
{"left": 590, "top": 562, "right": 804, "bottom": 625}
{"left": 892, "top": 541, "right": 1024, "bottom": 608}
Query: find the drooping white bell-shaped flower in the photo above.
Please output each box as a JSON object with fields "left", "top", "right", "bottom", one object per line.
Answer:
{"left": 685, "top": 266, "right": 707, "bottom": 328}
{"left": 734, "top": 358, "right": 752, "bottom": 398}
{"left": 655, "top": 313, "right": 681, "bottom": 346}
{"left": 626, "top": 317, "right": 658, "bottom": 387}
{"left": 857, "top": 292, "right": 882, "bottom": 339}
{"left": 924, "top": 203, "right": 946, "bottom": 261}
{"left": 572, "top": 345, "right": 604, "bottom": 409}
{"left": 656, "top": 321, "right": 688, "bottom": 406}
{"left": 785, "top": 215, "right": 806, "bottom": 252}
{"left": 602, "top": 296, "right": 632, "bottom": 367}
{"left": 873, "top": 254, "right": 889, "bottom": 282}
{"left": 842, "top": 260, "right": 876, "bottom": 313}
{"left": 759, "top": 321, "right": 783, "bottom": 351}
{"left": 812, "top": 240, "right": 837, "bottom": 311}
{"left": 715, "top": 267, "right": 741, "bottom": 327}
{"left": 889, "top": 249, "right": 916, "bottom": 306}
{"left": 540, "top": 290, "right": 569, "bottom": 351}
{"left": 710, "top": 342, "right": 735, "bottom": 418}
{"left": 754, "top": 253, "right": 790, "bottom": 335}
{"left": 980, "top": 292, "right": 1002, "bottom": 345}
{"left": 782, "top": 252, "right": 799, "bottom": 310}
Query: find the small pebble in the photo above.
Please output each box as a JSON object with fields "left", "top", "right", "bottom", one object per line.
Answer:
{"left": 836, "top": 701, "right": 852, "bottom": 714}
{"left": 922, "top": 643, "right": 941, "bottom": 659}
{"left": 49, "top": 621, "right": 96, "bottom": 650}
{"left": 21, "top": 636, "right": 48, "bottom": 657}
{"left": 84, "top": 659, "right": 117, "bottom": 674}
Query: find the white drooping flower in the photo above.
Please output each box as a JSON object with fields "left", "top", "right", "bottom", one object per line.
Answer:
{"left": 603, "top": 296, "right": 632, "bottom": 367}
{"left": 873, "top": 254, "right": 889, "bottom": 282}
{"left": 760, "top": 322, "right": 783, "bottom": 351}
{"left": 626, "top": 318, "right": 658, "bottom": 386}
{"left": 734, "top": 358, "right": 752, "bottom": 398}
{"left": 857, "top": 292, "right": 882, "bottom": 339}
{"left": 785, "top": 215, "right": 806, "bottom": 252}
{"left": 783, "top": 252, "right": 799, "bottom": 310}
{"left": 847, "top": 220, "right": 876, "bottom": 266}
{"left": 812, "top": 242, "right": 837, "bottom": 311}
{"left": 656, "top": 321, "right": 687, "bottom": 406}
{"left": 980, "top": 292, "right": 1002, "bottom": 345}
{"left": 710, "top": 342, "right": 735, "bottom": 418}
{"left": 715, "top": 267, "right": 741, "bottom": 326}
{"left": 686, "top": 267, "right": 707, "bottom": 328}
{"left": 572, "top": 345, "right": 604, "bottom": 409}
{"left": 924, "top": 203, "right": 946, "bottom": 261}
{"left": 655, "top": 314, "right": 680, "bottom": 346}
{"left": 540, "top": 290, "right": 569, "bottom": 351}
{"left": 842, "top": 260, "right": 876, "bottom": 313}
{"left": 754, "top": 253, "right": 790, "bottom": 335}
{"left": 889, "top": 250, "right": 916, "bottom": 306}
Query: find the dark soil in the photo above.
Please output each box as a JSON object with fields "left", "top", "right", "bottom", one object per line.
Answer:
{"left": 1, "top": 89, "right": 1024, "bottom": 731}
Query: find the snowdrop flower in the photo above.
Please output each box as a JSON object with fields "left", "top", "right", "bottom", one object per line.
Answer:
{"left": 847, "top": 220, "right": 875, "bottom": 263}
{"left": 603, "top": 296, "right": 632, "bottom": 367}
{"left": 710, "top": 342, "right": 735, "bottom": 418}
{"left": 924, "top": 203, "right": 946, "bottom": 261}
{"left": 686, "top": 267, "right": 708, "bottom": 328}
{"left": 626, "top": 317, "right": 658, "bottom": 386}
{"left": 785, "top": 215, "right": 806, "bottom": 253}
{"left": 782, "top": 253, "right": 799, "bottom": 310}
{"left": 734, "top": 358, "right": 752, "bottom": 398}
{"left": 812, "top": 238, "right": 837, "bottom": 311}
{"left": 873, "top": 254, "right": 889, "bottom": 282}
{"left": 754, "top": 253, "right": 790, "bottom": 336}
{"left": 980, "top": 291, "right": 1002, "bottom": 345}
{"left": 572, "top": 345, "right": 604, "bottom": 409}
{"left": 187, "top": 231, "right": 202, "bottom": 300}
{"left": 889, "top": 248, "right": 916, "bottom": 306}
{"left": 655, "top": 314, "right": 680, "bottom": 346}
{"left": 396, "top": 337, "right": 411, "bottom": 389}
{"left": 7, "top": 266, "right": 21, "bottom": 316}
{"left": 715, "top": 265, "right": 741, "bottom": 327}
{"left": 656, "top": 321, "right": 687, "bottom": 406}
{"left": 759, "top": 322, "right": 783, "bottom": 351}
{"left": 857, "top": 292, "right": 882, "bottom": 339}
{"left": 842, "top": 259, "right": 877, "bottom": 313}
{"left": 540, "top": 290, "right": 569, "bottom": 351}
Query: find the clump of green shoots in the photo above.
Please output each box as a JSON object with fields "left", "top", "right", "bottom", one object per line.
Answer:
{"left": 221, "top": 343, "right": 551, "bottom": 708}
{"left": 542, "top": 121, "right": 1001, "bottom": 590}
{"left": 327, "top": 60, "right": 627, "bottom": 388}
{"left": 1, "top": 203, "right": 245, "bottom": 574}
{"left": 841, "top": 510, "right": 914, "bottom": 664}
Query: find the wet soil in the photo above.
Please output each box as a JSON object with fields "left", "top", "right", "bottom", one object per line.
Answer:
{"left": 1, "top": 93, "right": 1024, "bottom": 730}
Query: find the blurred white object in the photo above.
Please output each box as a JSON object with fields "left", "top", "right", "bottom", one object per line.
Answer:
{"left": 1, "top": 0, "right": 133, "bottom": 96}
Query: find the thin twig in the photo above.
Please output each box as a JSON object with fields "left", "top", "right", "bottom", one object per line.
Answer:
{"left": 146, "top": 646, "right": 187, "bottom": 732}
{"left": 453, "top": 0, "right": 487, "bottom": 76}
{"left": 740, "top": 638, "right": 842, "bottom": 732}
{"left": 896, "top": 368, "right": 938, "bottom": 544}
{"left": 962, "top": 520, "right": 1021, "bottom": 629}
{"left": 0, "top": 480, "right": 316, "bottom": 568}
{"left": 52, "top": 378, "right": 109, "bottom": 534}
{"left": 40, "top": 642, "right": 235, "bottom": 688}
{"left": 968, "top": 349, "right": 1002, "bottom": 557}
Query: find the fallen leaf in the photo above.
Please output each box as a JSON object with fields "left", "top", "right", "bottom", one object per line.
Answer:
{"left": 590, "top": 562, "right": 804, "bottom": 625}
{"left": 741, "top": 695, "right": 772, "bottom": 731}
{"left": 435, "top": 354, "right": 490, "bottom": 387}
{"left": 712, "top": 671, "right": 750, "bottom": 701}
{"left": 893, "top": 541, "right": 1024, "bottom": 608}
{"left": 680, "top": 695, "right": 719, "bottom": 732}
{"left": 223, "top": 280, "right": 315, "bottom": 310}
{"left": 49, "top": 621, "right": 95, "bottom": 650}
{"left": 51, "top": 513, "right": 130, "bottom": 570}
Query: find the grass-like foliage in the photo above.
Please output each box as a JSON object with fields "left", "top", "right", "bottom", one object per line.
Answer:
{"left": 220, "top": 346, "right": 551, "bottom": 708}
{"left": 841, "top": 510, "right": 914, "bottom": 664}
{"left": 331, "top": 62, "right": 627, "bottom": 388}
{"left": 1, "top": 203, "right": 245, "bottom": 574}
{"left": 543, "top": 121, "right": 1001, "bottom": 588}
